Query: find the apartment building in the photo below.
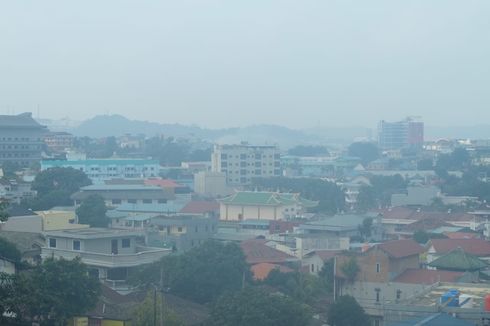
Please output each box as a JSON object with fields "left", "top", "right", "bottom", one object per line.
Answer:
{"left": 211, "top": 144, "right": 281, "bottom": 186}
{"left": 378, "top": 116, "right": 424, "bottom": 150}
{"left": 0, "top": 112, "right": 48, "bottom": 166}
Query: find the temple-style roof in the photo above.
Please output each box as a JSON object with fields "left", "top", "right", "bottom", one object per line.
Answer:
{"left": 219, "top": 191, "right": 318, "bottom": 208}
{"left": 429, "top": 247, "right": 488, "bottom": 271}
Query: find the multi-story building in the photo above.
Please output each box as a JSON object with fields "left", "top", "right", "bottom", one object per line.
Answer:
{"left": 41, "top": 158, "right": 160, "bottom": 183}
{"left": 0, "top": 112, "right": 48, "bottom": 167}
{"left": 43, "top": 131, "right": 74, "bottom": 153}
{"left": 211, "top": 144, "right": 281, "bottom": 186}
{"left": 378, "top": 117, "right": 424, "bottom": 150}
{"left": 41, "top": 228, "right": 170, "bottom": 290}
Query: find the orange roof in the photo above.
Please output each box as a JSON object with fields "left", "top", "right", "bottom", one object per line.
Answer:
{"left": 240, "top": 239, "right": 298, "bottom": 264}
{"left": 250, "top": 263, "right": 294, "bottom": 280}
{"left": 394, "top": 268, "right": 464, "bottom": 284}
{"left": 445, "top": 232, "right": 480, "bottom": 240}
{"left": 145, "top": 178, "right": 182, "bottom": 188}
{"left": 180, "top": 201, "right": 219, "bottom": 214}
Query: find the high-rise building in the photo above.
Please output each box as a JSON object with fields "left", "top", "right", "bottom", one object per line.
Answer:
{"left": 0, "top": 112, "right": 48, "bottom": 167}
{"left": 211, "top": 143, "right": 281, "bottom": 186}
{"left": 378, "top": 117, "right": 424, "bottom": 150}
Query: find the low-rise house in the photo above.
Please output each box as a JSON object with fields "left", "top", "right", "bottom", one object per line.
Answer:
{"left": 72, "top": 184, "right": 175, "bottom": 209}
{"left": 428, "top": 247, "right": 488, "bottom": 275}
{"left": 219, "top": 191, "right": 317, "bottom": 221}
{"left": 302, "top": 250, "right": 340, "bottom": 275}
{"left": 250, "top": 262, "right": 294, "bottom": 280}
{"left": 298, "top": 213, "right": 384, "bottom": 241}
{"left": 41, "top": 228, "right": 170, "bottom": 290}
{"left": 147, "top": 214, "right": 218, "bottom": 252}
{"left": 427, "top": 239, "right": 490, "bottom": 264}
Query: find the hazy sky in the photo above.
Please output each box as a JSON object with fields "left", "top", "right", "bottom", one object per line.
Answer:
{"left": 1, "top": 1, "right": 489, "bottom": 129}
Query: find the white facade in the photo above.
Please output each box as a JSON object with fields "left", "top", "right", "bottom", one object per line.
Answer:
{"left": 194, "top": 171, "right": 231, "bottom": 197}
{"left": 211, "top": 144, "right": 281, "bottom": 186}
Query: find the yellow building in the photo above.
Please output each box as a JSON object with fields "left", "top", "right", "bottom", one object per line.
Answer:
{"left": 35, "top": 210, "right": 89, "bottom": 231}
{"left": 219, "top": 191, "right": 317, "bottom": 221}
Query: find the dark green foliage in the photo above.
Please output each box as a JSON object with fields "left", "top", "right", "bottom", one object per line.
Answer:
{"left": 0, "top": 238, "right": 21, "bottom": 262}
{"left": 24, "top": 167, "right": 92, "bottom": 210}
{"left": 76, "top": 194, "right": 108, "bottom": 227}
{"left": 369, "top": 174, "right": 407, "bottom": 207}
{"left": 340, "top": 257, "right": 359, "bottom": 282}
{"left": 355, "top": 186, "right": 377, "bottom": 212}
{"left": 252, "top": 177, "right": 345, "bottom": 214}
{"left": 318, "top": 259, "right": 335, "bottom": 293}
{"left": 0, "top": 162, "right": 21, "bottom": 180}
{"left": 263, "top": 270, "right": 325, "bottom": 303}
{"left": 359, "top": 218, "right": 373, "bottom": 239}
{"left": 131, "top": 291, "right": 184, "bottom": 326}
{"left": 144, "top": 136, "right": 213, "bottom": 166}
{"left": 0, "top": 200, "right": 8, "bottom": 222}
{"left": 417, "top": 158, "right": 434, "bottom": 170}
{"left": 347, "top": 142, "right": 379, "bottom": 165}
{"left": 209, "top": 287, "right": 312, "bottom": 326}
{"left": 413, "top": 230, "right": 430, "bottom": 244}
{"left": 130, "top": 241, "right": 249, "bottom": 304}
{"left": 1, "top": 257, "right": 100, "bottom": 325}
{"left": 436, "top": 148, "right": 471, "bottom": 171}
{"left": 328, "top": 295, "right": 370, "bottom": 326}
{"left": 288, "top": 145, "right": 329, "bottom": 157}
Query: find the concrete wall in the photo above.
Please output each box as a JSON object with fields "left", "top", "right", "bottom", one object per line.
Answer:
{"left": 220, "top": 204, "right": 279, "bottom": 221}
{"left": 1, "top": 215, "right": 42, "bottom": 233}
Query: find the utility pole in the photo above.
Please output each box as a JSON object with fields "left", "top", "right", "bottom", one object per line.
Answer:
{"left": 153, "top": 286, "right": 157, "bottom": 326}
{"left": 160, "top": 266, "right": 164, "bottom": 326}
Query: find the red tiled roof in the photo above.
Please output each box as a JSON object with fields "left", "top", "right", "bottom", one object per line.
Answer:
{"left": 394, "top": 268, "right": 464, "bottom": 284}
{"left": 145, "top": 178, "right": 182, "bottom": 188}
{"left": 445, "top": 232, "right": 480, "bottom": 240}
{"left": 240, "top": 239, "right": 297, "bottom": 265}
{"left": 377, "top": 239, "right": 424, "bottom": 258}
{"left": 430, "top": 239, "right": 490, "bottom": 256}
{"left": 180, "top": 201, "right": 219, "bottom": 214}
{"left": 250, "top": 263, "right": 294, "bottom": 280}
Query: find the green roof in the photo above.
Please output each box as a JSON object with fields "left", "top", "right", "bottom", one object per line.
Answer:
{"left": 219, "top": 191, "right": 318, "bottom": 208}
{"left": 429, "top": 247, "right": 488, "bottom": 271}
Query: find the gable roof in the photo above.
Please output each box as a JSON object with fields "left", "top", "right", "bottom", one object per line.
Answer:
{"left": 377, "top": 240, "right": 424, "bottom": 259}
{"left": 445, "top": 232, "right": 480, "bottom": 240}
{"left": 220, "top": 191, "right": 317, "bottom": 208}
{"left": 250, "top": 262, "right": 294, "bottom": 280}
{"left": 393, "top": 268, "right": 464, "bottom": 285}
{"left": 305, "top": 250, "right": 341, "bottom": 262}
{"left": 430, "top": 239, "right": 490, "bottom": 256}
{"left": 429, "top": 247, "right": 488, "bottom": 271}
{"left": 180, "top": 200, "right": 219, "bottom": 214}
{"left": 240, "top": 239, "right": 298, "bottom": 265}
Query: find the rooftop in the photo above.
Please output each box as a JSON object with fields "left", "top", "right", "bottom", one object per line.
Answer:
{"left": 180, "top": 200, "right": 219, "bottom": 215}
{"left": 394, "top": 269, "right": 464, "bottom": 285}
{"left": 0, "top": 112, "right": 46, "bottom": 129}
{"left": 240, "top": 239, "right": 298, "bottom": 265}
{"left": 42, "top": 159, "right": 159, "bottom": 166}
{"left": 429, "top": 239, "right": 490, "bottom": 256}
{"left": 44, "top": 228, "right": 142, "bottom": 239}
{"left": 429, "top": 247, "right": 488, "bottom": 271}
{"left": 219, "top": 191, "right": 318, "bottom": 208}
{"left": 250, "top": 262, "right": 294, "bottom": 280}
{"left": 377, "top": 239, "right": 424, "bottom": 259}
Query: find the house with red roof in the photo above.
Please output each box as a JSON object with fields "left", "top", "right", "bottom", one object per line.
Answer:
{"left": 302, "top": 250, "right": 341, "bottom": 275}
{"left": 240, "top": 239, "right": 299, "bottom": 279}
{"left": 427, "top": 239, "right": 490, "bottom": 264}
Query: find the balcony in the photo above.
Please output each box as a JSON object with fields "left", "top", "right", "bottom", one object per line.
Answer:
{"left": 41, "top": 245, "right": 170, "bottom": 268}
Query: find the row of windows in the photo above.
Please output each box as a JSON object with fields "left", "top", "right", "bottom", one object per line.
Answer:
{"left": 220, "top": 154, "right": 280, "bottom": 160}
{"left": 0, "top": 152, "right": 32, "bottom": 158}
{"left": 49, "top": 238, "right": 131, "bottom": 250}
{"left": 222, "top": 161, "right": 280, "bottom": 167}
{"left": 223, "top": 169, "right": 281, "bottom": 175}
{"left": 111, "top": 199, "right": 167, "bottom": 205}
{"left": 0, "top": 137, "right": 40, "bottom": 142}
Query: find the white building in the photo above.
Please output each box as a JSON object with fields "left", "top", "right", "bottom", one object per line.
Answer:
{"left": 211, "top": 144, "right": 281, "bottom": 186}
{"left": 194, "top": 171, "right": 231, "bottom": 197}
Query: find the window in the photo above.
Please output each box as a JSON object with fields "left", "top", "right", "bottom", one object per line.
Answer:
{"left": 375, "top": 288, "right": 381, "bottom": 303}
{"left": 128, "top": 199, "right": 137, "bottom": 204}
{"left": 122, "top": 239, "right": 130, "bottom": 248}
{"left": 158, "top": 199, "right": 167, "bottom": 204}
{"left": 396, "top": 289, "right": 402, "bottom": 300}
{"left": 178, "top": 227, "right": 183, "bottom": 232}
{"left": 311, "top": 264, "right": 315, "bottom": 273}
{"left": 73, "top": 240, "right": 81, "bottom": 251}
{"left": 112, "top": 199, "right": 122, "bottom": 205}
{"left": 143, "top": 199, "right": 152, "bottom": 204}
{"left": 49, "top": 238, "right": 57, "bottom": 248}
{"left": 195, "top": 226, "right": 198, "bottom": 233}
{"left": 376, "top": 263, "right": 381, "bottom": 273}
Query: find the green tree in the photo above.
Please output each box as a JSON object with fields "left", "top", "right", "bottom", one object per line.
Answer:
{"left": 318, "top": 258, "right": 335, "bottom": 293}
{"left": 347, "top": 142, "right": 379, "bottom": 165}
{"left": 7, "top": 257, "right": 100, "bottom": 325}
{"left": 355, "top": 186, "right": 376, "bottom": 212}
{"left": 413, "top": 230, "right": 430, "bottom": 244}
{"left": 130, "top": 241, "right": 249, "bottom": 304}
{"left": 26, "top": 167, "right": 92, "bottom": 210}
{"left": 263, "top": 270, "right": 324, "bottom": 304}
{"left": 340, "top": 257, "right": 359, "bottom": 283}
{"left": 0, "top": 238, "right": 21, "bottom": 262}
{"left": 0, "top": 200, "right": 8, "bottom": 222}
{"left": 76, "top": 194, "right": 108, "bottom": 227}
{"left": 417, "top": 158, "right": 433, "bottom": 170}
{"left": 131, "top": 290, "right": 183, "bottom": 326}
{"left": 359, "top": 217, "right": 373, "bottom": 239}
{"left": 328, "top": 295, "right": 370, "bottom": 326}
{"left": 209, "top": 287, "right": 312, "bottom": 326}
